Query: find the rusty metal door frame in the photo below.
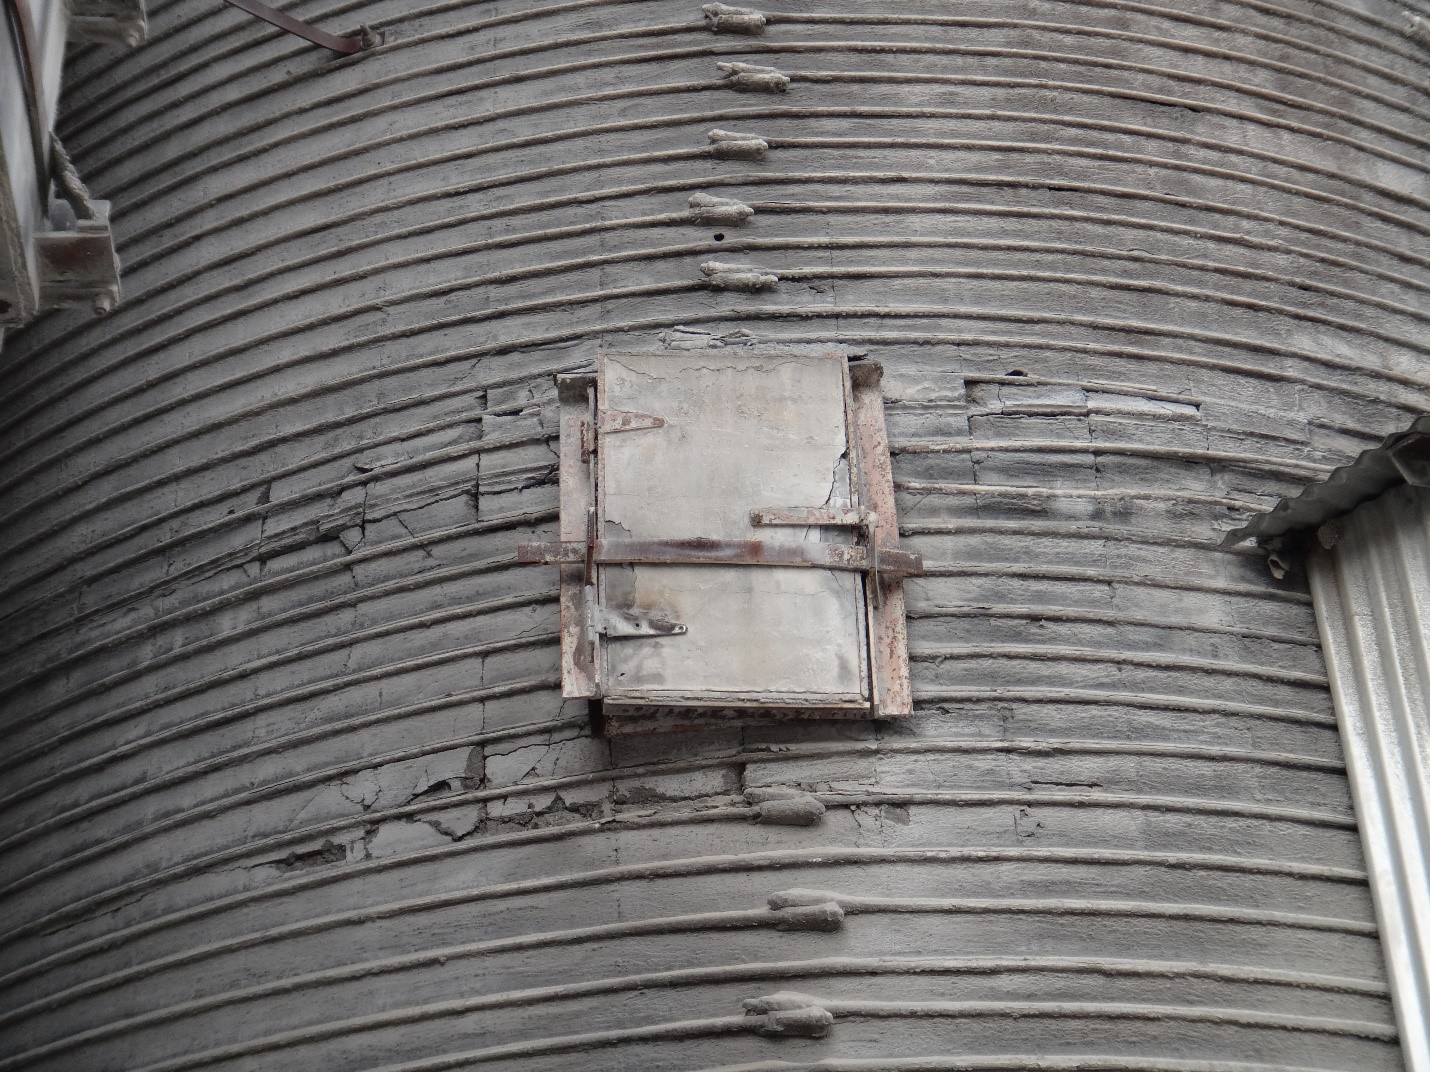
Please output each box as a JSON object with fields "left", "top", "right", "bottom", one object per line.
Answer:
{"left": 520, "top": 349, "right": 920, "bottom": 733}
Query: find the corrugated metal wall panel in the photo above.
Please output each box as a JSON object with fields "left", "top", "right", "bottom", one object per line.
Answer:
{"left": 0, "top": 0, "right": 1425, "bottom": 1068}
{"left": 1309, "top": 484, "right": 1430, "bottom": 1072}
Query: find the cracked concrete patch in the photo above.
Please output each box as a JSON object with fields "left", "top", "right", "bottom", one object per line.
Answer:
{"left": 484, "top": 733, "right": 607, "bottom": 789}
{"left": 338, "top": 769, "right": 382, "bottom": 810}
{"left": 421, "top": 801, "right": 486, "bottom": 840}
{"left": 355, "top": 747, "right": 476, "bottom": 813}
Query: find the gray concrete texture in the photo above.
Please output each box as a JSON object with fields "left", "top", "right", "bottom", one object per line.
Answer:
{"left": 0, "top": 0, "right": 1426, "bottom": 1067}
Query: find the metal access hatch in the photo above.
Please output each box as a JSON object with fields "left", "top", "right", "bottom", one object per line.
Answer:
{"left": 520, "top": 348, "right": 920, "bottom": 734}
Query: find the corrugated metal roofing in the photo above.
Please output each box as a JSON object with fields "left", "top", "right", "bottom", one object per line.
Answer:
{"left": 1228, "top": 415, "right": 1430, "bottom": 544}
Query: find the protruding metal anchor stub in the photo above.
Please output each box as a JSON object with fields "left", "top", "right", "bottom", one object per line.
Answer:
{"left": 718, "top": 61, "right": 790, "bottom": 92}
{"left": 744, "top": 992, "right": 835, "bottom": 1037}
{"left": 708, "top": 128, "right": 769, "bottom": 159}
{"left": 702, "top": 260, "right": 779, "bottom": 292}
{"left": 703, "top": 3, "right": 766, "bottom": 34}
{"left": 688, "top": 193, "right": 755, "bottom": 226}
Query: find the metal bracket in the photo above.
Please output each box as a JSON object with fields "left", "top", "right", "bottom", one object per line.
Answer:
{"left": 1388, "top": 435, "right": 1430, "bottom": 488}
{"left": 34, "top": 199, "right": 120, "bottom": 315}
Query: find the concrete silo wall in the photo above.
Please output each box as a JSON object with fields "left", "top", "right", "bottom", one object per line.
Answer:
{"left": 0, "top": 0, "right": 1426, "bottom": 1067}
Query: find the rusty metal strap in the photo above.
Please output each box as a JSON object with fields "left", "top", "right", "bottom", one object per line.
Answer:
{"left": 2, "top": 0, "right": 52, "bottom": 203}
{"left": 221, "top": 0, "right": 370, "bottom": 54}
{"left": 518, "top": 538, "right": 924, "bottom": 578}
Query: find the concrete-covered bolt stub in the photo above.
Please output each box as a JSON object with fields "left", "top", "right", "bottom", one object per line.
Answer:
{"left": 746, "top": 992, "right": 836, "bottom": 1037}
{"left": 759, "top": 1006, "right": 836, "bottom": 1037}
{"left": 753, "top": 798, "right": 826, "bottom": 825}
{"left": 703, "top": 3, "right": 766, "bottom": 34}
{"left": 708, "top": 128, "right": 768, "bottom": 159}
{"left": 688, "top": 192, "right": 755, "bottom": 226}
{"left": 717, "top": 61, "right": 790, "bottom": 92}
{"left": 769, "top": 888, "right": 846, "bottom": 910}
{"left": 773, "top": 901, "right": 845, "bottom": 931}
{"left": 745, "top": 786, "right": 814, "bottom": 802}
{"left": 746, "top": 786, "right": 825, "bottom": 824}
{"left": 701, "top": 260, "right": 779, "bottom": 292}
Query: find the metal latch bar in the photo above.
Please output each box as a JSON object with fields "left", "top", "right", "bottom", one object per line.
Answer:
{"left": 518, "top": 537, "right": 924, "bottom": 578}
{"left": 750, "top": 506, "right": 875, "bottom": 529}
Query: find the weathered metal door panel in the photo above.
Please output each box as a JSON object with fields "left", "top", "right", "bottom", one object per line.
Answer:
{"left": 597, "top": 350, "right": 869, "bottom": 707}
{"left": 519, "top": 350, "right": 920, "bottom": 728}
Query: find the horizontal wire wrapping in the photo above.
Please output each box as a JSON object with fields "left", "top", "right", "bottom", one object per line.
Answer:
{"left": 0, "top": 0, "right": 1425, "bottom": 1069}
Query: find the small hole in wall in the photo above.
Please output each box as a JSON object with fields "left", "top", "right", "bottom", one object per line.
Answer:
{"left": 713, "top": 233, "right": 725, "bottom": 241}
{"left": 1007, "top": 369, "right": 1027, "bottom": 377}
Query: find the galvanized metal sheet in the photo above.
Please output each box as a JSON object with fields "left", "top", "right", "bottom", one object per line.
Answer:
{"left": 1309, "top": 483, "right": 1430, "bottom": 1072}
{"left": 596, "top": 349, "right": 869, "bottom": 706}
{"left": 1228, "top": 417, "right": 1430, "bottom": 544}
